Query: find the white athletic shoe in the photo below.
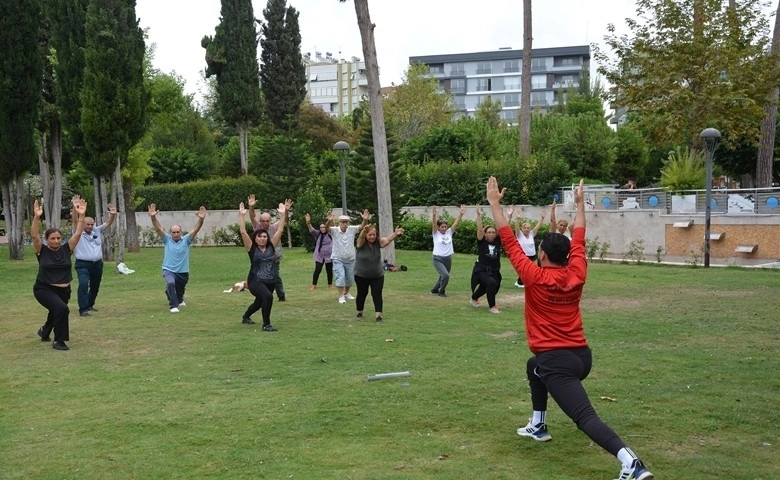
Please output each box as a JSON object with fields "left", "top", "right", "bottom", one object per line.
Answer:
{"left": 345, "top": 293, "right": 355, "bottom": 300}
{"left": 178, "top": 302, "right": 186, "bottom": 307}
{"left": 338, "top": 296, "right": 346, "bottom": 304}
{"left": 170, "top": 307, "right": 180, "bottom": 313}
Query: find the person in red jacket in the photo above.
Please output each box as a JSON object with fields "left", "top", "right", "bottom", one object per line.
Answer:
{"left": 486, "top": 177, "right": 653, "bottom": 480}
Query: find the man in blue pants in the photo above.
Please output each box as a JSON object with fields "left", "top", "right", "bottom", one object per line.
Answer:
{"left": 74, "top": 204, "right": 117, "bottom": 316}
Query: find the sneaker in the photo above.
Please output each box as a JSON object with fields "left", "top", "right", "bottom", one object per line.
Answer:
{"left": 52, "top": 341, "right": 70, "bottom": 351}
{"left": 489, "top": 306, "right": 501, "bottom": 314}
{"left": 89, "top": 307, "right": 98, "bottom": 311}
{"left": 345, "top": 293, "right": 355, "bottom": 300}
{"left": 338, "top": 295, "right": 347, "bottom": 304}
{"left": 516, "top": 420, "right": 552, "bottom": 442}
{"left": 277, "top": 296, "right": 286, "bottom": 302}
{"left": 430, "top": 289, "right": 438, "bottom": 295}
{"left": 470, "top": 299, "right": 481, "bottom": 307}
{"left": 79, "top": 311, "right": 90, "bottom": 317}
{"left": 262, "top": 324, "right": 278, "bottom": 332}
{"left": 615, "top": 459, "right": 654, "bottom": 480}
{"left": 375, "top": 315, "right": 383, "bottom": 323}
{"left": 309, "top": 285, "right": 317, "bottom": 291}
{"left": 242, "top": 317, "right": 256, "bottom": 325}
{"left": 356, "top": 312, "right": 363, "bottom": 319}
{"left": 37, "top": 327, "right": 51, "bottom": 342}
{"left": 170, "top": 307, "right": 180, "bottom": 313}
{"left": 514, "top": 281, "right": 523, "bottom": 288}
{"left": 438, "top": 292, "right": 447, "bottom": 297}
{"left": 178, "top": 302, "right": 186, "bottom": 307}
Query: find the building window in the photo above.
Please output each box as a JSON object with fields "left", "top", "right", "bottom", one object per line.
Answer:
{"left": 429, "top": 63, "right": 444, "bottom": 74}
{"left": 504, "top": 77, "right": 520, "bottom": 90}
{"left": 531, "top": 74, "right": 546, "bottom": 89}
{"left": 554, "top": 56, "right": 581, "bottom": 67}
{"left": 504, "top": 93, "right": 519, "bottom": 107}
{"left": 451, "top": 78, "right": 466, "bottom": 94}
{"left": 504, "top": 60, "right": 519, "bottom": 73}
{"left": 470, "top": 78, "right": 491, "bottom": 92}
{"left": 449, "top": 63, "right": 465, "bottom": 75}
{"left": 452, "top": 96, "right": 466, "bottom": 110}
{"left": 531, "top": 57, "right": 547, "bottom": 72}
{"left": 502, "top": 109, "right": 518, "bottom": 122}
{"left": 476, "top": 61, "right": 492, "bottom": 74}
{"left": 531, "top": 92, "right": 547, "bottom": 106}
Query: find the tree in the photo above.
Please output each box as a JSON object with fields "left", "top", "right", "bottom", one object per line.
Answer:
{"left": 595, "top": 0, "right": 780, "bottom": 151}
{"left": 81, "top": 0, "right": 147, "bottom": 264}
{"left": 475, "top": 96, "right": 504, "bottom": 129}
{"left": 339, "top": 0, "right": 396, "bottom": 264}
{"left": 0, "top": 0, "right": 44, "bottom": 260}
{"left": 383, "top": 62, "right": 455, "bottom": 144}
{"left": 203, "top": 0, "right": 263, "bottom": 175}
{"left": 519, "top": 0, "right": 532, "bottom": 157}
{"left": 260, "top": 0, "right": 306, "bottom": 131}
{"left": 756, "top": 0, "right": 780, "bottom": 188}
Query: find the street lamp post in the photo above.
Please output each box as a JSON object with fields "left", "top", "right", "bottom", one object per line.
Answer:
{"left": 332, "top": 141, "right": 350, "bottom": 215}
{"left": 700, "top": 128, "right": 721, "bottom": 268}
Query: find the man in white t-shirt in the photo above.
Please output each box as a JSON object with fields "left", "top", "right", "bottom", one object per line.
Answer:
{"left": 325, "top": 210, "right": 369, "bottom": 304}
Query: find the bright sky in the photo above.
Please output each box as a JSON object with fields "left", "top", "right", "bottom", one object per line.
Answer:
{"left": 136, "top": 0, "right": 640, "bottom": 103}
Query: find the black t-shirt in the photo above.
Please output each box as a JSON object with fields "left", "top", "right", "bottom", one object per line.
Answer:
{"left": 476, "top": 236, "right": 502, "bottom": 271}
{"left": 36, "top": 243, "right": 73, "bottom": 284}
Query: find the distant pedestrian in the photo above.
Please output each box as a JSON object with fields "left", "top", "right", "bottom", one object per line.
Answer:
{"left": 429, "top": 205, "right": 465, "bottom": 297}
{"left": 74, "top": 203, "right": 117, "bottom": 316}
{"left": 238, "top": 200, "right": 289, "bottom": 331}
{"left": 305, "top": 213, "right": 334, "bottom": 291}
{"left": 32, "top": 196, "right": 88, "bottom": 351}
{"left": 148, "top": 203, "right": 206, "bottom": 313}
{"left": 354, "top": 224, "right": 404, "bottom": 323}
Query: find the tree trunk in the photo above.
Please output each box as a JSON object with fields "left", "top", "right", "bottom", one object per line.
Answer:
{"left": 2, "top": 176, "right": 27, "bottom": 260}
{"left": 38, "top": 131, "right": 55, "bottom": 228}
{"left": 238, "top": 124, "right": 249, "bottom": 175}
{"left": 124, "top": 176, "right": 139, "bottom": 252}
{"left": 113, "top": 159, "right": 127, "bottom": 265}
{"left": 519, "top": 0, "right": 532, "bottom": 157}
{"left": 352, "top": 0, "right": 396, "bottom": 265}
{"left": 756, "top": 0, "right": 780, "bottom": 188}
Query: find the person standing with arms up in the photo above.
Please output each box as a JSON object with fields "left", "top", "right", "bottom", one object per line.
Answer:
{"left": 486, "top": 177, "right": 653, "bottom": 480}
{"left": 238, "top": 200, "right": 289, "bottom": 331}
{"left": 248, "top": 194, "right": 290, "bottom": 302}
{"left": 74, "top": 203, "right": 117, "bottom": 316}
{"left": 469, "top": 205, "right": 507, "bottom": 314}
{"left": 305, "top": 213, "right": 334, "bottom": 291}
{"left": 32, "top": 196, "right": 88, "bottom": 351}
{"left": 548, "top": 200, "right": 570, "bottom": 237}
{"left": 148, "top": 204, "right": 206, "bottom": 313}
{"left": 325, "top": 210, "right": 369, "bottom": 304}
{"left": 353, "top": 224, "right": 404, "bottom": 323}
{"left": 513, "top": 210, "right": 544, "bottom": 288}
{"left": 429, "top": 205, "right": 465, "bottom": 297}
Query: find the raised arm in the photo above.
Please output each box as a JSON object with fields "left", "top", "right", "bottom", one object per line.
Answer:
{"left": 270, "top": 201, "right": 289, "bottom": 247}
{"left": 324, "top": 211, "right": 334, "bottom": 230}
{"left": 356, "top": 223, "right": 369, "bottom": 248}
{"left": 450, "top": 205, "right": 466, "bottom": 233}
{"left": 572, "top": 179, "right": 586, "bottom": 231}
{"left": 67, "top": 197, "right": 87, "bottom": 251}
{"left": 148, "top": 203, "right": 165, "bottom": 237}
{"left": 431, "top": 206, "right": 439, "bottom": 234}
{"left": 475, "top": 205, "right": 484, "bottom": 241}
{"left": 360, "top": 209, "right": 370, "bottom": 230}
{"left": 380, "top": 226, "right": 404, "bottom": 248}
{"left": 103, "top": 203, "right": 117, "bottom": 229}
{"left": 247, "top": 194, "right": 260, "bottom": 231}
{"left": 31, "top": 199, "right": 43, "bottom": 254}
{"left": 549, "top": 200, "right": 557, "bottom": 228}
{"left": 238, "top": 203, "right": 252, "bottom": 251}
{"left": 486, "top": 176, "right": 509, "bottom": 230}
{"left": 531, "top": 211, "right": 545, "bottom": 236}
{"left": 188, "top": 206, "right": 207, "bottom": 238}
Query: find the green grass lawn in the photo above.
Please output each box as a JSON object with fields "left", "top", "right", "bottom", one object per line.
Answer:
{"left": 1, "top": 245, "right": 779, "bottom": 479}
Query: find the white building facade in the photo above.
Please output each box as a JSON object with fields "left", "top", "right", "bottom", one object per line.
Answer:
{"left": 304, "top": 52, "right": 369, "bottom": 117}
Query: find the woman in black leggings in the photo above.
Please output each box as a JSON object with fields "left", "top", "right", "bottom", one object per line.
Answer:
{"left": 353, "top": 223, "right": 404, "bottom": 323}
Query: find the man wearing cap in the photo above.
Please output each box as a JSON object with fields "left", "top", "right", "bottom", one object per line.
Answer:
{"left": 325, "top": 209, "right": 369, "bottom": 304}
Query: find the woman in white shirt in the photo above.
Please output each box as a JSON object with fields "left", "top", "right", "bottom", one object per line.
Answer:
{"left": 513, "top": 211, "right": 545, "bottom": 288}
{"left": 430, "top": 205, "right": 465, "bottom": 297}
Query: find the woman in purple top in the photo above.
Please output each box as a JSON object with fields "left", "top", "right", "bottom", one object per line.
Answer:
{"left": 305, "top": 213, "right": 334, "bottom": 291}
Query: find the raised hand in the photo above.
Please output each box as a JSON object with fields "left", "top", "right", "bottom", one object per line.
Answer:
{"left": 432, "top": 206, "right": 439, "bottom": 217}
{"left": 148, "top": 203, "right": 158, "bottom": 217}
{"left": 197, "top": 206, "right": 207, "bottom": 219}
{"left": 247, "top": 194, "right": 257, "bottom": 208}
{"left": 486, "top": 176, "right": 506, "bottom": 205}
{"left": 394, "top": 226, "right": 405, "bottom": 236}
{"left": 304, "top": 213, "right": 311, "bottom": 223}
{"left": 107, "top": 203, "right": 117, "bottom": 215}
{"left": 459, "top": 204, "right": 466, "bottom": 216}
{"left": 574, "top": 179, "right": 585, "bottom": 205}
{"left": 239, "top": 202, "right": 246, "bottom": 216}
{"left": 506, "top": 206, "right": 515, "bottom": 218}
{"left": 71, "top": 195, "right": 82, "bottom": 208}
{"left": 74, "top": 198, "right": 87, "bottom": 216}
{"left": 278, "top": 202, "right": 286, "bottom": 215}
{"left": 361, "top": 209, "right": 370, "bottom": 221}
{"left": 33, "top": 199, "right": 43, "bottom": 218}
{"left": 326, "top": 211, "right": 334, "bottom": 222}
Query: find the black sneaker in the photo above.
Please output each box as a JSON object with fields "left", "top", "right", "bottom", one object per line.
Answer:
{"left": 52, "top": 341, "right": 70, "bottom": 351}
{"left": 438, "top": 292, "right": 448, "bottom": 297}
{"left": 356, "top": 312, "right": 363, "bottom": 319}
{"left": 242, "top": 317, "right": 256, "bottom": 325}
{"left": 375, "top": 315, "right": 383, "bottom": 323}
{"left": 89, "top": 307, "right": 98, "bottom": 312}
{"left": 262, "top": 324, "right": 278, "bottom": 332}
{"left": 277, "top": 296, "right": 286, "bottom": 302}
{"left": 37, "top": 327, "right": 51, "bottom": 342}
{"left": 430, "top": 289, "right": 438, "bottom": 295}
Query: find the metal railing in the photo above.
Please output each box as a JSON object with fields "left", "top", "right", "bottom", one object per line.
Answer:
{"left": 557, "top": 186, "right": 780, "bottom": 215}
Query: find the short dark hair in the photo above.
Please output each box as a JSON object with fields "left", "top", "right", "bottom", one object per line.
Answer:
{"left": 539, "top": 232, "right": 570, "bottom": 265}
{"left": 436, "top": 220, "right": 448, "bottom": 227}
{"left": 252, "top": 228, "right": 270, "bottom": 242}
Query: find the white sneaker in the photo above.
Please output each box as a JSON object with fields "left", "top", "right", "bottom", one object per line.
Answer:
{"left": 345, "top": 293, "right": 355, "bottom": 300}
{"left": 178, "top": 302, "right": 186, "bottom": 307}
{"left": 470, "top": 299, "right": 481, "bottom": 307}
{"left": 338, "top": 296, "right": 346, "bottom": 304}
{"left": 170, "top": 307, "right": 180, "bottom": 313}
{"left": 516, "top": 419, "right": 552, "bottom": 441}
{"left": 514, "top": 281, "right": 524, "bottom": 288}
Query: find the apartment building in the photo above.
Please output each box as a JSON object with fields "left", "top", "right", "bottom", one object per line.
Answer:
{"left": 304, "top": 52, "right": 369, "bottom": 117}
{"left": 409, "top": 45, "right": 590, "bottom": 122}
